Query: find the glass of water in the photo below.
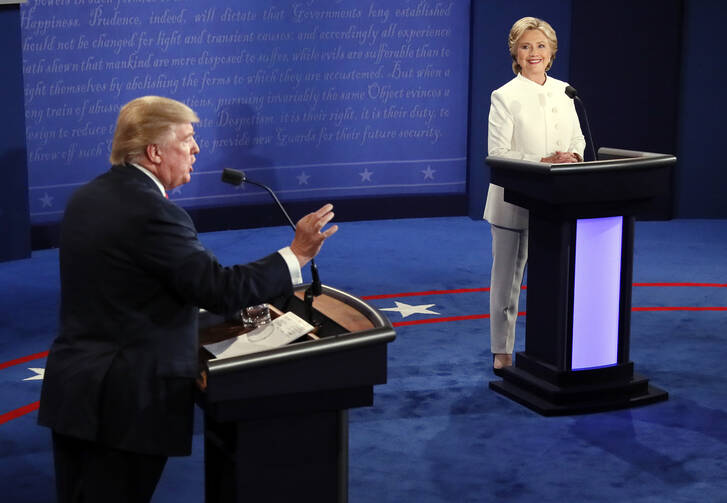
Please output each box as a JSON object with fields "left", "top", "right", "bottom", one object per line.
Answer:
{"left": 240, "top": 303, "right": 272, "bottom": 328}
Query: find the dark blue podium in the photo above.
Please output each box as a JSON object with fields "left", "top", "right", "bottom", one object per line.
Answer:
{"left": 487, "top": 148, "right": 675, "bottom": 416}
{"left": 196, "top": 284, "right": 395, "bottom": 502}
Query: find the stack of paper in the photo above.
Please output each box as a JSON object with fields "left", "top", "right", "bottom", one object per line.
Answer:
{"left": 203, "top": 311, "right": 314, "bottom": 360}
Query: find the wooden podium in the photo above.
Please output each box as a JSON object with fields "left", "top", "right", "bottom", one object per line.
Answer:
{"left": 196, "top": 284, "right": 395, "bottom": 502}
{"left": 487, "top": 148, "right": 675, "bottom": 416}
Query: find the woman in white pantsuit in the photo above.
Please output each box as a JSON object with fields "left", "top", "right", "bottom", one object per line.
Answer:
{"left": 485, "top": 17, "right": 586, "bottom": 371}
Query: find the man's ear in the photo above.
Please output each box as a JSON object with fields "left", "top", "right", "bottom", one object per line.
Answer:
{"left": 145, "top": 144, "right": 162, "bottom": 164}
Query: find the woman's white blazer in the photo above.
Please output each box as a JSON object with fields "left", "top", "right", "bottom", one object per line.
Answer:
{"left": 484, "top": 73, "right": 586, "bottom": 229}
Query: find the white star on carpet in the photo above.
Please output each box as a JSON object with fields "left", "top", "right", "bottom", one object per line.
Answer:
{"left": 39, "top": 193, "right": 54, "bottom": 208}
{"left": 359, "top": 168, "right": 374, "bottom": 182}
{"left": 23, "top": 368, "right": 44, "bottom": 381}
{"left": 297, "top": 172, "right": 310, "bottom": 185}
{"left": 421, "top": 166, "right": 436, "bottom": 180}
{"left": 380, "top": 301, "right": 440, "bottom": 318}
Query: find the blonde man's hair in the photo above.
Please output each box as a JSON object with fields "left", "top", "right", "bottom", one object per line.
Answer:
{"left": 508, "top": 17, "right": 558, "bottom": 75}
{"left": 109, "top": 96, "right": 199, "bottom": 165}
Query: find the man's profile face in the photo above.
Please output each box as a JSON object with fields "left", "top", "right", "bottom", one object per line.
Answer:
{"left": 155, "top": 123, "right": 200, "bottom": 190}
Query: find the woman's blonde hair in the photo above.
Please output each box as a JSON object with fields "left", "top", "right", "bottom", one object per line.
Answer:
{"left": 109, "top": 96, "right": 199, "bottom": 165}
{"left": 508, "top": 17, "right": 558, "bottom": 75}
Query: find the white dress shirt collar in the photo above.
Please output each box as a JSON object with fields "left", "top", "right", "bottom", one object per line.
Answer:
{"left": 129, "top": 162, "right": 166, "bottom": 197}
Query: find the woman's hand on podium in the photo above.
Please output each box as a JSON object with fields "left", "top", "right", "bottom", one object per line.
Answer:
{"left": 541, "top": 151, "right": 581, "bottom": 163}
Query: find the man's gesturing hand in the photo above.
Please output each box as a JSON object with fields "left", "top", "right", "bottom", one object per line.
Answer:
{"left": 290, "top": 204, "right": 338, "bottom": 267}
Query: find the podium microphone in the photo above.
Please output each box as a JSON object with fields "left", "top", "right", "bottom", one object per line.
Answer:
{"left": 565, "top": 85, "right": 598, "bottom": 162}
{"left": 221, "top": 168, "right": 323, "bottom": 324}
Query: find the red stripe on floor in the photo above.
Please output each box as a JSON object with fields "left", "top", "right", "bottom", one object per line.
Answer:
{"left": 0, "top": 402, "right": 40, "bottom": 426}
{"left": 362, "top": 287, "right": 490, "bottom": 300}
{"left": 364, "top": 282, "right": 725, "bottom": 300}
{"left": 632, "top": 306, "right": 727, "bottom": 311}
{"left": 393, "top": 313, "right": 492, "bottom": 327}
{"left": 390, "top": 306, "right": 727, "bottom": 327}
{"left": 634, "top": 282, "right": 727, "bottom": 287}
{"left": 0, "top": 351, "right": 49, "bottom": 371}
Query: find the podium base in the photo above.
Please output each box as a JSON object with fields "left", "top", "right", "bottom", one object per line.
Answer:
{"left": 489, "top": 356, "right": 668, "bottom": 416}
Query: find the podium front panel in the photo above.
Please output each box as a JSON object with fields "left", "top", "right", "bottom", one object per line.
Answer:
{"left": 571, "top": 216, "right": 623, "bottom": 370}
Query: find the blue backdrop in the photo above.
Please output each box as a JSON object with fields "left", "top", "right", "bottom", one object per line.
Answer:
{"left": 21, "top": 0, "right": 470, "bottom": 225}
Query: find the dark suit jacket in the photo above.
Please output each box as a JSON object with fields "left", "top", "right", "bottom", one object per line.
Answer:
{"left": 38, "top": 164, "right": 293, "bottom": 456}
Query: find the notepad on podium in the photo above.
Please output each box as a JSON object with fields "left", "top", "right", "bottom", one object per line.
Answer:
{"left": 203, "top": 310, "right": 314, "bottom": 359}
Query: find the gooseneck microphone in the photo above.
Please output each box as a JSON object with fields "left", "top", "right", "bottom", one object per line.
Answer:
{"left": 221, "top": 168, "right": 322, "bottom": 325}
{"left": 565, "top": 85, "right": 598, "bottom": 162}
{"left": 222, "top": 168, "right": 296, "bottom": 229}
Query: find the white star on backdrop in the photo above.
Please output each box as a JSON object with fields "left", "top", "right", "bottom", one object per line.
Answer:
{"left": 39, "top": 193, "right": 54, "bottom": 208}
{"left": 171, "top": 186, "right": 183, "bottom": 195}
{"left": 359, "top": 168, "right": 374, "bottom": 182}
{"left": 297, "top": 172, "right": 310, "bottom": 185}
{"left": 421, "top": 166, "right": 436, "bottom": 180}
{"left": 380, "top": 302, "right": 440, "bottom": 318}
{"left": 23, "top": 368, "right": 44, "bottom": 381}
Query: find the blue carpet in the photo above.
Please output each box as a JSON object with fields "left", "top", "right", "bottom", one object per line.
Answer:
{"left": 1, "top": 217, "right": 726, "bottom": 502}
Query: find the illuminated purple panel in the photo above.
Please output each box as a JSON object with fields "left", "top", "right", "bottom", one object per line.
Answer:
{"left": 571, "top": 216, "right": 623, "bottom": 370}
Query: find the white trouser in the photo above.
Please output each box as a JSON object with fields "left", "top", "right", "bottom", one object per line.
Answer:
{"left": 489, "top": 224, "right": 528, "bottom": 354}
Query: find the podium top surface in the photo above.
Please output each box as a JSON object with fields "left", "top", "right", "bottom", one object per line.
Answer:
{"left": 196, "top": 284, "right": 396, "bottom": 407}
{"left": 486, "top": 148, "right": 676, "bottom": 176}
{"left": 486, "top": 148, "right": 676, "bottom": 215}
{"left": 199, "top": 284, "right": 395, "bottom": 377}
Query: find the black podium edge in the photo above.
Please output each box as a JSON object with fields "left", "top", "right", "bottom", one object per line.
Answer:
{"left": 489, "top": 377, "right": 668, "bottom": 417}
{"left": 205, "top": 284, "right": 395, "bottom": 377}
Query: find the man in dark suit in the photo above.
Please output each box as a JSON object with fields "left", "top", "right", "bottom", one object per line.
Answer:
{"left": 38, "top": 96, "right": 338, "bottom": 502}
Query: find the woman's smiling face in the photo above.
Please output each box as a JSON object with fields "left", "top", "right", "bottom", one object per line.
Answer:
{"left": 516, "top": 29, "right": 552, "bottom": 83}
